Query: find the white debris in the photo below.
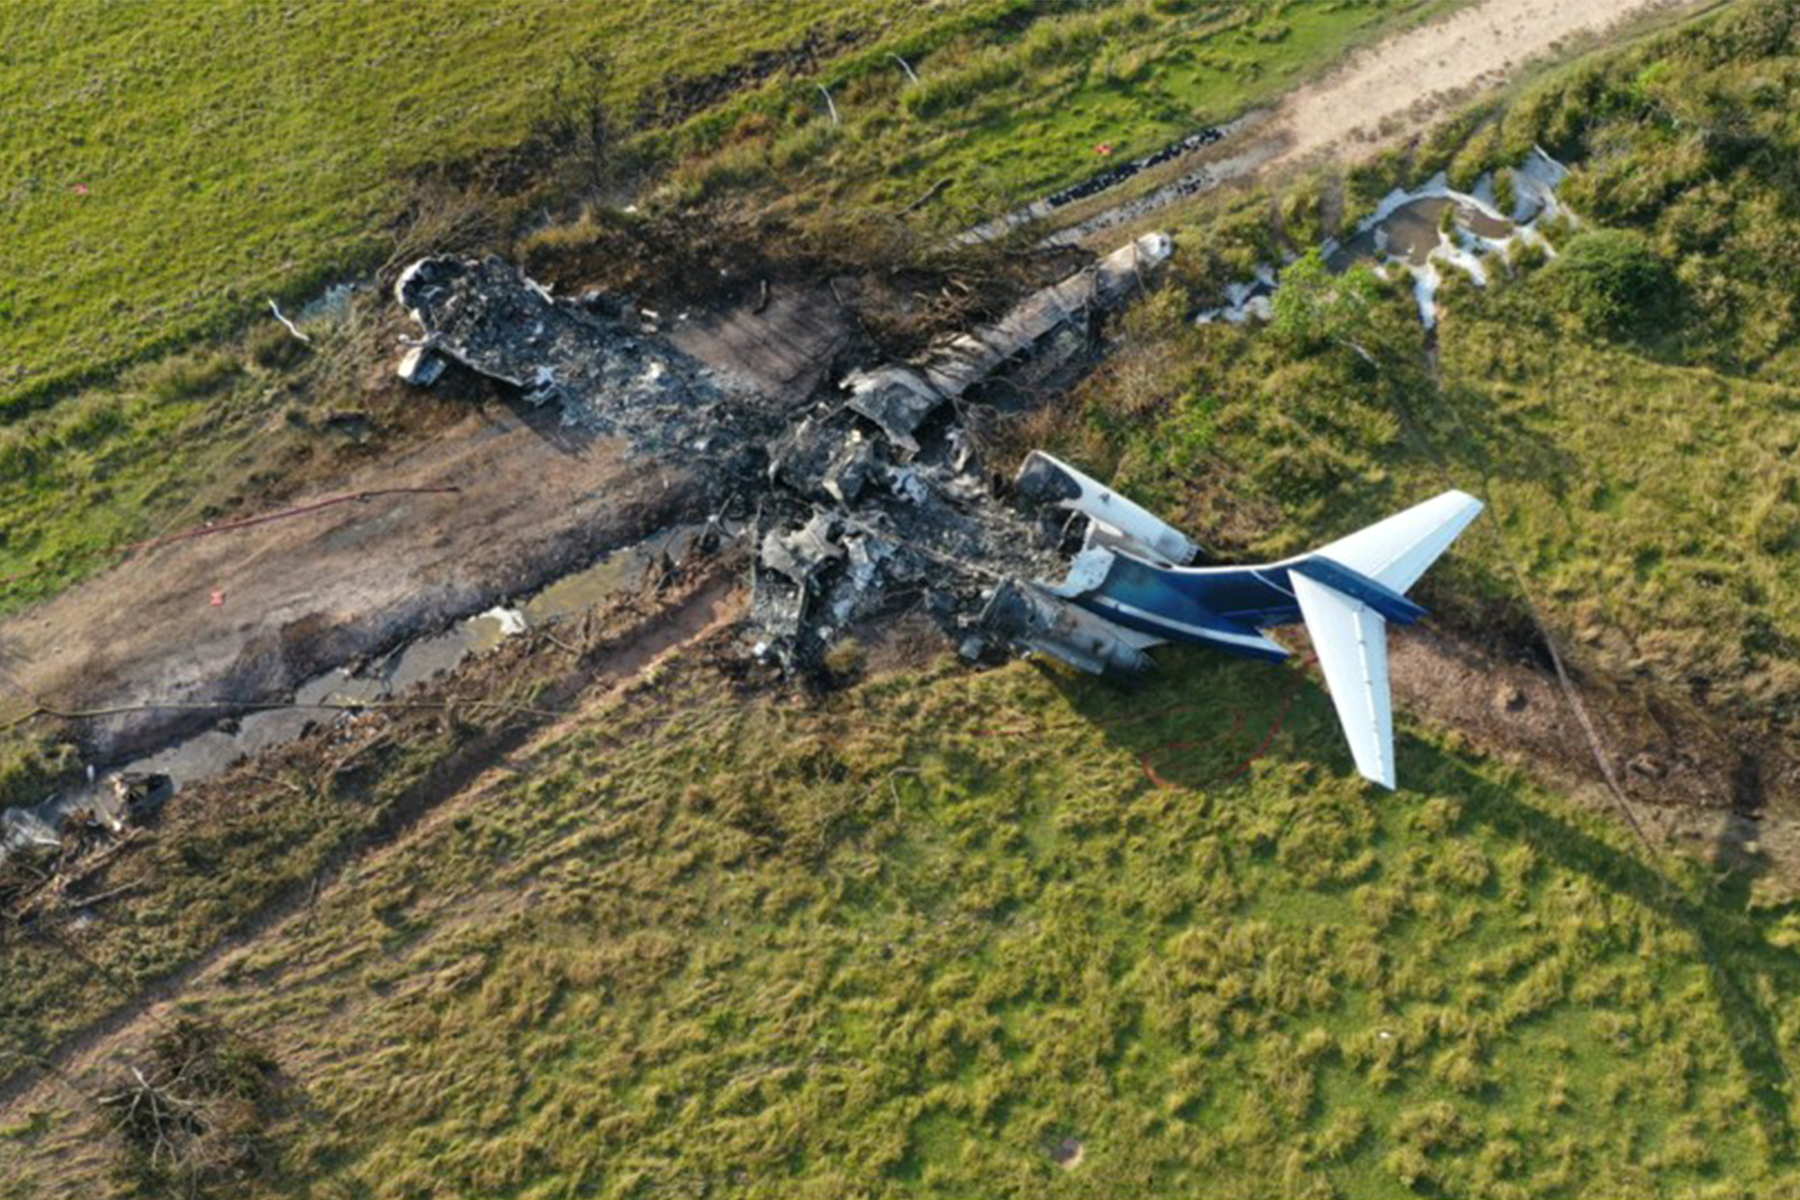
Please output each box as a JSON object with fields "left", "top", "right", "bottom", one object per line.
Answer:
{"left": 479, "top": 606, "right": 529, "bottom": 637}
{"left": 1195, "top": 149, "right": 1577, "bottom": 332}
{"left": 396, "top": 345, "right": 446, "bottom": 386}
{"left": 889, "top": 468, "right": 931, "bottom": 505}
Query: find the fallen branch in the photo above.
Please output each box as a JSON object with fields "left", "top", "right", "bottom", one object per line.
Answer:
{"left": 66, "top": 879, "right": 142, "bottom": 910}
{"left": 267, "top": 299, "right": 312, "bottom": 344}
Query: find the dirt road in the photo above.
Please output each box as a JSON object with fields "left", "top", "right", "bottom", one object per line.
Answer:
{"left": 0, "top": 282, "right": 849, "bottom": 767}
{"left": 1047, "top": 0, "right": 1700, "bottom": 245}
{"left": 1270, "top": 0, "right": 1694, "bottom": 167}
{"left": 0, "top": 407, "right": 704, "bottom": 761}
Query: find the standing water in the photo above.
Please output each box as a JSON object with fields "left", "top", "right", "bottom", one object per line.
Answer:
{"left": 1197, "top": 147, "right": 1574, "bottom": 329}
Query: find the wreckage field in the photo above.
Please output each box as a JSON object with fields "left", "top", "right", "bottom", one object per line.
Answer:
{"left": 7, "top": 1, "right": 1800, "bottom": 1197}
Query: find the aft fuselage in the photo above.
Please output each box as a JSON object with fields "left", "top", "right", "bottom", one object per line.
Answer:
{"left": 1064, "top": 551, "right": 1426, "bottom": 662}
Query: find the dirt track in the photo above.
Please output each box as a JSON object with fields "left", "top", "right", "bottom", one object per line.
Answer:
{"left": 1269, "top": 0, "right": 1696, "bottom": 167}
{"left": 1050, "top": 0, "right": 1699, "bottom": 245}
{"left": 0, "top": 406, "right": 704, "bottom": 762}
{"left": 0, "top": 281, "right": 850, "bottom": 767}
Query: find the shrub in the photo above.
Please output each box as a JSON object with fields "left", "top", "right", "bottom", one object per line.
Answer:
{"left": 56, "top": 399, "right": 128, "bottom": 449}
{"left": 0, "top": 734, "right": 76, "bottom": 810}
{"left": 1270, "top": 251, "right": 1384, "bottom": 353}
{"left": 1493, "top": 168, "right": 1517, "bottom": 216}
{"left": 1542, "top": 228, "right": 1673, "bottom": 339}
{"left": 903, "top": 47, "right": 1022, "bottom": 121}
{"left": 246, "top": 318, "right": 312, "bottom": 370}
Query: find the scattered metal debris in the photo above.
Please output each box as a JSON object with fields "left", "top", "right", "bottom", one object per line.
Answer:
{"left": 960, "top": 116, "right": 1253, "bottom": 244}
{"left": 395, "top": 255, "right": 773, "bottom": 455}
{"left": 395, "top": 344, "right": 444, "bottom": 386}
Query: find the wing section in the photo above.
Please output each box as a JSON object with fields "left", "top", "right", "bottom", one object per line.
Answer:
{"left": 1312, "top": 491, "right": 1484, "bottom": 594}
{"left": 1292, "top": 573, "right": 1395, "bottom": 789}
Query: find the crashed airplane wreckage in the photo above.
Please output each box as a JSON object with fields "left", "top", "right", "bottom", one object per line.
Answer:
{"left": 396, "top": 231, "right": 1480, "bottom": 788}
{"left": 1004, "top": 455, "right": 1482, "bottom": 788}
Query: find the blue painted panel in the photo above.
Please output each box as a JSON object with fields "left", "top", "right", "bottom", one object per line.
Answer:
{"left": 1289, "top": 556, "right": 1427, "bottom": 625}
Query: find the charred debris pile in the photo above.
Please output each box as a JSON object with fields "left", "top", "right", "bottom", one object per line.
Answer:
{"left": 397, "top": 232, "right": 1174, "bottom": 676}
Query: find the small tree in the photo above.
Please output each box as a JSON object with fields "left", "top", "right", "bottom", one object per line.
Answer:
{"left": 1544, "top": 228, "right": 1672, "bottom": 340}
{"left": 1270, "top": 250, "right": 1385, "bottom": 356}
{"left": 542, "top": 49, "right": 617, "bottom": 199}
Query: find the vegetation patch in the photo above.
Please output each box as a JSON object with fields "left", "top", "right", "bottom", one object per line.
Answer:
{"left": 0, "top": 0, "right": 1447, "bottom": 418}
{"left": 1071, "top": 0, "right": 1800, "bottom": 734}
{"left": 19, "top": 651, "right": 1783, "bottom": 1198}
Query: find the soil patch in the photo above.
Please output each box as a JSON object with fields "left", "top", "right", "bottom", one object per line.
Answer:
{"left": 0, "top": 402, "right": 709, "bottom": 765}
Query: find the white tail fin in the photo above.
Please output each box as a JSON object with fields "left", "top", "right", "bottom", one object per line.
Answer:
{"left": 1299, "top": 491, "right": 1484, "bottom": 788}
{"left": 1294, "top": 575, "right": 1396, "bottom": 787}
{"left": 1312, "top": 490, "right": 1484, "bottom": 593}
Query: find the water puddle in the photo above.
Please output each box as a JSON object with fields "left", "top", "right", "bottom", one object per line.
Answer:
{"left": 2, "top": 523, "right": 718, "bottom": 852}
{"left": 1197, "top": 147, "right": 1573, "bottom": 329}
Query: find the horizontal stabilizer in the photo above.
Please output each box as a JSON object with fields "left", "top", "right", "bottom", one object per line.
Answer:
{"left": 1313, "top": 491, "right": 1484, "bottom": 594}
{"left": 1293, "top": 573, "right": 1395, "bottom": 789}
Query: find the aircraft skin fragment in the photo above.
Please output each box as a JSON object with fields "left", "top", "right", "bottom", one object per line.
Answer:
{"left": 1016, "top": 451, "right": 1200, "bottom": 565}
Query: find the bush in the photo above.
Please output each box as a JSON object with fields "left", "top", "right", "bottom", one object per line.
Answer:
{"left": 1542, "top": 229, "right": 1672, "bottom": 339}
{"left": 1269, "top": 251, "right": 1383, "bottom": 353}
{"left": 1493, "top": 168, "right": 1517, "bottom": 217}
{"left": 903, "top": 47, "right": 1022, "bottom": 120}
{"left": 0, "top": 733, "right": 75, "bottom": 810}
{"left": 246, "top": 319, "right": 312, "bottom": 370}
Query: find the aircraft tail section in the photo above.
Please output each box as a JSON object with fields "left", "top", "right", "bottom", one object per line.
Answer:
{"left": 1311, "top": 491, "right": 1484, "bottom": 594}
{"left": 1293, "top": 574, "right": 1396, "bottom": 788}
{"left": 1299, "top": 491, "right": 1484, "bottom": 788}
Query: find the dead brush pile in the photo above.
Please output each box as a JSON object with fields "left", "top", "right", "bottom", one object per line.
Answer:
{"left": 101, "top": 1019, "right": 283, "bottom": 1199}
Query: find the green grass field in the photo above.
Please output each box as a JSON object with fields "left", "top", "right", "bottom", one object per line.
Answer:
{"left": 0, "top": 0, "right": 1444, "bottom": 419}
{"left": 8, "top": 652, "right": 1794, "bottom": 1198}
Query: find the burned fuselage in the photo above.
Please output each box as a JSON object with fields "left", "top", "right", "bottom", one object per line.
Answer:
{"left": 394, "top": 234, "right": 1175, "bottom": 674}
{"left": 390, "top": 233, "right": 1482, "bottom": 788}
